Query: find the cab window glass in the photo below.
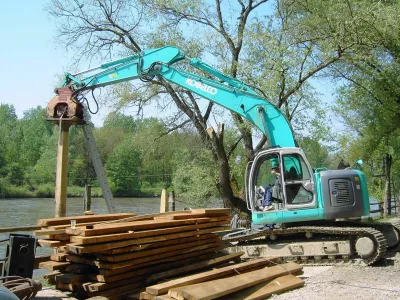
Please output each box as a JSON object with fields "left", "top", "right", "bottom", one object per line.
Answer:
{"left": 282, "top": 154, "right": 311, "bottom": 181}
{"left": 255, "top": 154, "right": 280, "bottom": 187}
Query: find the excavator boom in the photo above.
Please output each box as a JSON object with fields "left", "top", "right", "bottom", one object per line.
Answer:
{"left": 47, "top": 46, "right": 295, "bottom": 148}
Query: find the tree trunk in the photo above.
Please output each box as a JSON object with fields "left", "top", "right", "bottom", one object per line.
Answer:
{"left": 383, "top": 153, "right": 392, "bottom": 217}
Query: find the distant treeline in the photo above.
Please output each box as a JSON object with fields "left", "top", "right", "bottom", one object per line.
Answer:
{"left": 0, "top": 105, "right": 227, "bottom": 204}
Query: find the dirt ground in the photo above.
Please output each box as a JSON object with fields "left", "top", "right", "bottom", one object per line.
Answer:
{"left": 33, "top": 251, "right": 400, "bottom": 300}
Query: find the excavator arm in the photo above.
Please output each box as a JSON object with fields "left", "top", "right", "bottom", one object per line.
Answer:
{"left": 47, "top": 46, "right": 295, "bottom": 148}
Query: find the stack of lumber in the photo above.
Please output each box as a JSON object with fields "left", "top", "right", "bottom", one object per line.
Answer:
{"left": 35, "top": 213, "right": 137, "bottom": 272}
{"left": 137, "top": 260, "right": 304, "bottom": 300}
{"left": 36, "top": 209, "right": 236, "bottom": 299}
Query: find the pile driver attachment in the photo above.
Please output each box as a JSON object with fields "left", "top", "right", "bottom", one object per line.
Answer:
{"left": 46, "top": 86, "right": 84, "bottom": 121}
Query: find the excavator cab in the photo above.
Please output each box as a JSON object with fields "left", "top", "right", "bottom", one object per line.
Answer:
{"left": 247, "top": 147, "right": 318, "bottom": 225}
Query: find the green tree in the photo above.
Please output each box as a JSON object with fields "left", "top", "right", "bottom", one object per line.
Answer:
{"left": 103, "top": 112, "right": 137, "bottom": 133}
{"left": 19, "top": 107, "right": 53, "bottom": 166}
{"left": 46, "top": 0, "right": 354, "bottom": 213}
{"left": 106, "top": 137, "right": 141, "bottom": 195}
{"left": 298, "top": 137, "right": 330, "bottom": 169}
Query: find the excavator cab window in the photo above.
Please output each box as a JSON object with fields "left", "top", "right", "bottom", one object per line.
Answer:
{"left": 252, "top": 153, "right": 282, "bottom": 210}
{"left": 282, "top": 154, "right": 313, "bottom": 206}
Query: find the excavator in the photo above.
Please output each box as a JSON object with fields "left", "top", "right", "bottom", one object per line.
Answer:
{"left": 47, "top": 46, "right": 400, "bottom": 265}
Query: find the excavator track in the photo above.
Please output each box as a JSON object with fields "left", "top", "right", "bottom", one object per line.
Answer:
{"left": 223, "top": 225, "right": 387, "bottom": 266}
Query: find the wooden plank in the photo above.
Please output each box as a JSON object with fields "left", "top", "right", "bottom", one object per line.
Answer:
{"left": 55, "top": 273, "right": 88, "bottom": 284}
{"left": 66, "top": 226, "right": 230, "bottom": 254}
{"left": 87, "top": 275, "right": 147, "bottom": 292}
{"left": 66, "top": 254, "right": 97, "bottom": 266}
{"left": 164, "top": 213, "right": 229, "bottom": 220}
{"left": 146, "top": 252, "right": 245, "bottom": 284}
{"left": 0, "top": 225, "right": 41, "bottom": 233}
{"left": 67, "top": 242, "right": 222, "bottom": 271}
{"left": 101, "top": 210, "right": 199, "bottom": 224}
{"left": 48, "top": 221, "right": 115, "bottom": 230}
{"left": 94, "top": 288, "right": 144, "bottom": 300}
{"left": 50, "top": 253, "right": 67, "bottom": 262}
{"left": 146, "top": 258, "right": 280, "bottom": 296}
{"left": 34, "top": 255, "right": 52, "bottom": 269}
{"left": 39, "top": 260, "right": 70, "bottom": 271}
{"left": 94, "top": 241, "right": 222, "bottom": 270}
{"left": 219, "top": 274, "right": 304, "bottom": 300}
{"left": 99, "top": 233, "right": 219, "bottom": 255}
{"left": 153, "top": 296, "right": 176, "bottom": 300}
{"left": 34, "top": 229, "right": 66, "bottom": 236}
{"left": 57, "top": 246, "right": 67, "bottom": 253}
{"left": 140, "top": 291, "right": 155, "bottom": 300}
{"left": 70, "top": 220, "right": 230, "bottom": 245}
{"left": 86, "top": 280, "right": 145, "bottom": 298}
{"left": 51, "top": 234, "right": 72, "bottom": 241}
{"left": 66, "top": 263, "right": 97, "bottom": 274}
{"left": 98, "top": 246, "right": 224, "bottom": 278}
{"left": 37, "top": 213, "right": 137, "bottom": 226}
{"left": 168, "top": 262, "right": 302, "bottom": 300}
{"left": 91, "top": 252, "right": 223, "bottom": 283}
{"left": 66, "top": 216, "right": 229, "bottom": 237}
{"left": 190, "top": 208, "right": 230, "bottom": 215}
{"left": 43, "top": 271, "right": 61, "bottom": 284}
{"left": 37, "top": 239, "right": 70, "bottom": 248}
{"left": 95, "top": 236, "right": 220, "bottom": 262}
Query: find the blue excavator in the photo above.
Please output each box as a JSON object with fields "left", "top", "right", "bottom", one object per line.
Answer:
{"left": 47, "top": 46, "right": 400, "bottom": 265}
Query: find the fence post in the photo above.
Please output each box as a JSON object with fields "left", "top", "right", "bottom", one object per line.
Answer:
{"left": 168, "top": 191, "right": 176, "bottom": 212}
{"left": 160, "top": 189, "right": 168, "bottom": 213}
{"left": 84, "top": 184, "right": 92, "bottom": 213}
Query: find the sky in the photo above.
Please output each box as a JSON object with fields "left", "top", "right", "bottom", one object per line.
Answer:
{"left": 0, "top": 1, "right": 342, "bottom": 134}
{"left": 0, "top": 1, "right": 105, "bottom": 126}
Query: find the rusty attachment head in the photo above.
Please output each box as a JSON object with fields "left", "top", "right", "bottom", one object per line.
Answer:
{"left": 46, "top": 86, "right": 84, "bottom": 120}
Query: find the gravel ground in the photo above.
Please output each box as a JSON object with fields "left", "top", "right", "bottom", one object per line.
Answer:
{"left": 272, "top": 251, "right": 400, "bottom": 300}
{"left": 33, "top": 252, "right": 400, "bottom": 299}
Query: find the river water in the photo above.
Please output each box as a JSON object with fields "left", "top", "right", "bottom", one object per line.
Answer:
{"left": 0, "top": 197, "right": 195, "bottom": 257}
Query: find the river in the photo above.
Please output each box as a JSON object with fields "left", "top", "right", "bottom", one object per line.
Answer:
{"left": 0, "top": 197, "right": 196, "bottom": 257}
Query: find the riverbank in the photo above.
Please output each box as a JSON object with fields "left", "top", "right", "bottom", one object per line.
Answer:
{"left": 0, "top": 183, "right": 164, "bottom": 198}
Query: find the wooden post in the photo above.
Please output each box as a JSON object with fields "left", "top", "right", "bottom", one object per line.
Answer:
{"left": 84, "top": 184, "right": 92, "bottom": 212}
{"left": 55, "top": 123, "right": 72, "bottom": 217}
{"left": 168, "top": 191, "right": 176, "bottom": 211}
{"left": 160, "top": 189, "right": 168, "bottom": 213}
